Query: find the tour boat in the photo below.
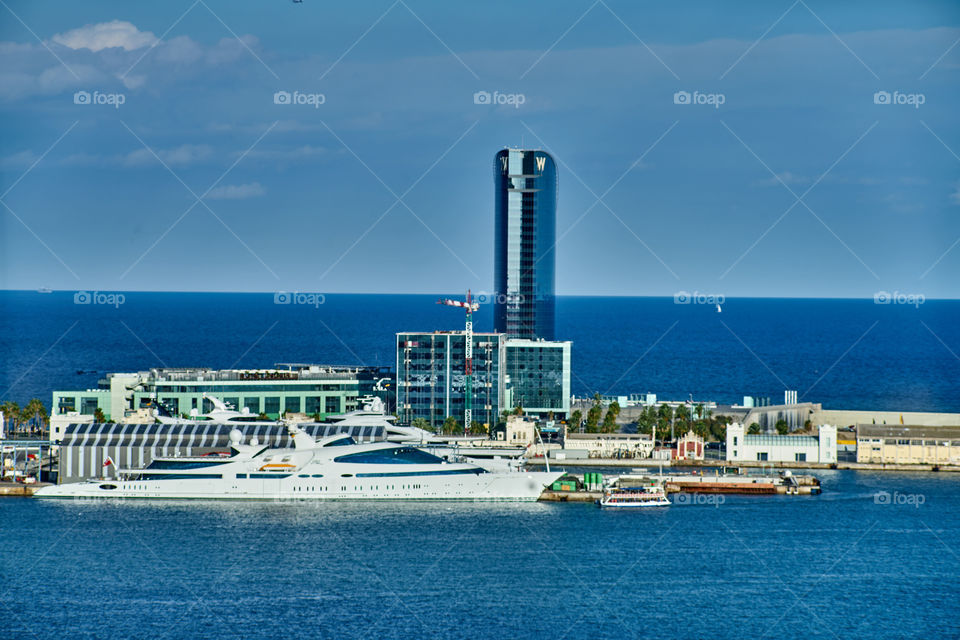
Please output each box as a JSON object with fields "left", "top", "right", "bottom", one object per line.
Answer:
{"left": 597, "top": 484, "right": 671, "bottom": 508}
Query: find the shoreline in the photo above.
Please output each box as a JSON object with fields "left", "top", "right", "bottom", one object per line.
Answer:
{"left": 525, "top": 458, "right": 960, "bottom": 473}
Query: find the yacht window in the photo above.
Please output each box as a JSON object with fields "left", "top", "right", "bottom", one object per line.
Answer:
{"left": 333, "top": 448, "right": 445, "bottom": 465}
{"left": 323, "top": 436, "right": 356, "bottom": 447}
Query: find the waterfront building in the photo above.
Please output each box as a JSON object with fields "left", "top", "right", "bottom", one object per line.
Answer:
{"left": 493, "top": 148, "right": 557, "bottom": 341}
{"left": 563, "top": 432, "right": 654, "bottom": 459}
{"left": 726, "top": 423, "right": 837, "bottom": 463}
{"left": 396, "top": 331, "right": 571, "bottom": 429}
{"left": 856, "top": 425, "right": 960, "bottom": 465}
{"left": 504, "top": 339, "right": 571, "bottom": 417}
{"left": 51, "top": 364, "right": 392, "bottom": 439}
{"left": 396, "top": 331, "right": 504, "bottom": 430}
{"left": 675, "top": 430, "right": 704, "bottom": 461}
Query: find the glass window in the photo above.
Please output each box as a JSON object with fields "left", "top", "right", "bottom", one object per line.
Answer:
{"left": 264, "top": 397, "right": 280, "bottom": 415}
{"left": 334, "top": 447, "right": 445, "bottom": 465}
{"left": 325, "top": 396, "right": 341, "bottom": 415}
{"left": 243, "top": 397, "right": 260, "bottom": 414}
{"left": 305, "top": 396, "right": 320, "bottom": 414}
{"left": 80, "top": 397, "right": 99, "bottom": 416}
{"left": 284, "top": 396, "right": 301, "bottom": 414}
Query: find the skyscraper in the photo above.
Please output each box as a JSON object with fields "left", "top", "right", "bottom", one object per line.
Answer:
{"left": 493, "top": 148, "right": 557, "bottom": 340}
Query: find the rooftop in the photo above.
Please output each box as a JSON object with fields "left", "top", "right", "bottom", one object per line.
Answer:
{"left": 857, "top": 424, "right": 960, "bottom": 439}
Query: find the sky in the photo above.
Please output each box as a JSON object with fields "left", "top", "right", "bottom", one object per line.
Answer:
{"left": 1, "top": 0, "right": 959, "bottom": 298}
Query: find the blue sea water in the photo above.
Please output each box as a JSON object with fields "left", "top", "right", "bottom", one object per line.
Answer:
{"left": 0, "top": 291, "right": 958, "bottom": 412}
{"left": 1, "top": 470, "right": 959, "bottom": 640}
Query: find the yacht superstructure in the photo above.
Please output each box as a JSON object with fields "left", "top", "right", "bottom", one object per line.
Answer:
{"left": 35, "top": 423, "right": 563, "bottom": 501}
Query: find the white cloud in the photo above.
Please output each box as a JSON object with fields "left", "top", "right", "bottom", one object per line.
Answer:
{"left": 52, "top": 20, "right": 157, "bottom": 52}
{"left": 205, "top": 182, "right": 266, "bottom": 200}
{"left": 123, "top": 144, "right": 214, "bottom": 167}
{"left": 0, "top": 149, "right": 39, "bottom": 168}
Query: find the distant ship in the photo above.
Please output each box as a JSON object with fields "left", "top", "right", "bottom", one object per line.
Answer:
{"left": 37, "top": 287, "right": 52, "bottom": 294}
{"left": 34, "top": 423, "right": 563, "bottom": 501}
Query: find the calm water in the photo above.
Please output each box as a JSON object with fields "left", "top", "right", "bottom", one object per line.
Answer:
{"left": 0, "top": 291, "right": 958, "bottom": 411}
{"left": 1, "top": 470, "right": 959, "bottom": 639}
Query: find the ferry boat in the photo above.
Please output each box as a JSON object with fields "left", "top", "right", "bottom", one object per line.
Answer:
{"left": 34, "top": 423, "right": 563, "bottom": 502}
{"left": 597, "top": 484, "right": 670, "bottom": 509}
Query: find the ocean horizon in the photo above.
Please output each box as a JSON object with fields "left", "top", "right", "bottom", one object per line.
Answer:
{"left": 2, "top": 290, "right": 957, "bottom": 413}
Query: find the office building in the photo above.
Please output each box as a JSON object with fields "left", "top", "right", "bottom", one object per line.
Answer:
{"left": 493, "top": 148, "right": 557, "bottom": 340}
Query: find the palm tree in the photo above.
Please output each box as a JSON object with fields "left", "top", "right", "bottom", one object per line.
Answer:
{"left": 21, "top": 398, "right": 48, "bottom": 436}
{"left": 0, "top": 401, "right": 21, "bottom": 433}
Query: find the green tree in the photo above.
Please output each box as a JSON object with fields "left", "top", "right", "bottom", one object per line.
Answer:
{"left": 412, "top": 417, "right": 431, "bottom": 432}
{"left": 469, "top": 420, "right": 486, "bottom": 435}
{"left": 513, "top": 405, "right": 524, "bottom": 416}
{"left": 0, "top": 401, "right": 21, "bottom": 432}
{"left": 585, "top": 401, "right": 603, "bottom": 433}
{"left": 442, "top": 416, "right": 461, "bottom": 435}
{"left": 775, "top": 419, "right": 789, "bottom": 435}
{"left": 20, "top": 398, "right": 48, "bottom": 434}
{"left": 93, "top": 408, "right": 107, "bottom": 424}
{"left": 569, "top": 409, "right": 583, "bottom": 432}
{"left": 748, "top": 422, "right": 762, "bottom": 435}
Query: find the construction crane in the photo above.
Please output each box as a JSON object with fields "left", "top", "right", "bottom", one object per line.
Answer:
{"left": 437, "top": 290, "right": 479, "bottom": 435}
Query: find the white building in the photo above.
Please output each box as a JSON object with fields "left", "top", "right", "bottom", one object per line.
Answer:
{"left": 726, "top": 423, "right": 836, "bottom": 464}
{"left": 564, "top": 432, "right": 654, "bottom": 459}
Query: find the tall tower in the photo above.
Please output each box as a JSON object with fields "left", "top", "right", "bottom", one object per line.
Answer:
{"left": 493, "top": 148, "right": 557, "bottom": 340}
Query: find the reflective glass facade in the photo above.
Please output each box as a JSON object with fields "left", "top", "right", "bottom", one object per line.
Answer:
{"left": 494, "top": 148, "right": 557, "bottom": 340}
{"left": 396, "top": 332, "right": 504, "bottom": 428}
{"left": 504, "top": 339, "right": 571, "bottom": 414}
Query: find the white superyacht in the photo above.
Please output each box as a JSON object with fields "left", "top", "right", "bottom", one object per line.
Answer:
{"left": 35, "top": 423, "right": 563, "bottom": 502}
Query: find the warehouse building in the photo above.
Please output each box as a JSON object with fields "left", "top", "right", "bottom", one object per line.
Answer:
{"left": 856, "top": 424, "right": 960, "bottom": 465}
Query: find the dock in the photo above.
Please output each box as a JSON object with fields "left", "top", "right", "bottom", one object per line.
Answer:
{"left": 0, "top": 482, "right": 50, "bottom": 497}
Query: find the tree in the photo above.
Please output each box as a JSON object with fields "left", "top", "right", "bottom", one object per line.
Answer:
{"left": 412, "top": 417, "right": 431, "bottom": 432}
{"left": 20, "top": 398, "right": 48, "bottom": 434}
{"left": 569, "top": 410, "right": 583, "bottom": 432}
{"left": 257, "top": 412, "right": 270, "bottom": 421}
{"left": 748, "top": 423, "right": 762, "bottom": 435}
{"left": 93, "top": 408, "right": 107, "bottom": 424}
{"left": 469, "top": 420, "right": 487, "bottom": 435}
{"left": 585, "top": 401, "right": 603, "bottom": 433}
{"left": 513, "top": 405, "right": 524, "bottom": 416}
{"left": 775, "top": 419, "right": 789, "bottom": 435}
{"left": 598, "top": 400, "right": 620, "bottom": 433}
{"left": 0, "top": 401, "right": 21, "bottom": 432}
{"left": 442, "top": 416, "right": 461, "bottom": 435}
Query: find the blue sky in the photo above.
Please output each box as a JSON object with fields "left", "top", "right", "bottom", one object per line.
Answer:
{"left": 1, "top": 0, "right": 959, "bottom": 298}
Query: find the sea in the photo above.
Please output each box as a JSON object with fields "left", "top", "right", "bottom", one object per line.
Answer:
{"left": 1, "top": 470, "right": 959, "bottom": 639}
{"left": 0, "top": 291, "right": 958, "bottom": 412}
{"left": 2, "top": 292, "right": 959, "bottom": 639}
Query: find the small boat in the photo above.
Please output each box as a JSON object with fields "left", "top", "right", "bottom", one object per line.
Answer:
{"left": 598, "top": 484, "right": 670, "bottom": 508}
{"left": 716, "top": 303, "right": 722, "bottom": 313}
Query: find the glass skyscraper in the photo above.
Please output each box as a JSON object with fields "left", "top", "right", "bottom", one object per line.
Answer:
{"left": 493, "top": 148, "right": 557, "bottom": 341}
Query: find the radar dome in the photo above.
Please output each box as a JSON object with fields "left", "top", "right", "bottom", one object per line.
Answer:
{"left": 229, "top": 428, "right": 243, "bottom": 445}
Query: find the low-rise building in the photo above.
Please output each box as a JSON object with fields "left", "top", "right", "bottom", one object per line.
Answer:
{"left": 505, "top": 415, "right": 538, "bottom": 447}
{"left": 856, "top": 425, "right": 960, "bottom": 465}
{"left": 564, "top": 432, "right": 654, "bottom": 459}
{"left": 676, "top": 430, "right": 704, "bottom": 461}
{"left": 51, "top": 364, "right": 391, "bottom": 438}
{"left": 726, "top": 423, "right": 837, "bottom": 463}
